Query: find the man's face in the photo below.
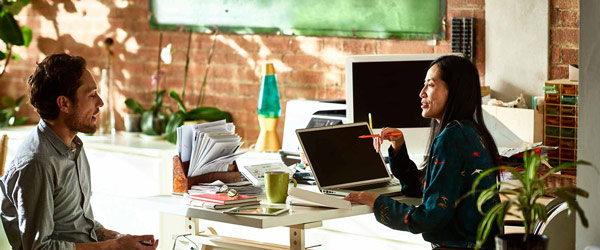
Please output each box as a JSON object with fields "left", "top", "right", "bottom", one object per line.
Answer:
{"left": 65, "top": 70, "right": 104, "bottom": 134}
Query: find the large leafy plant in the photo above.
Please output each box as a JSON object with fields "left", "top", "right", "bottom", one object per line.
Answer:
{"left": 466, "top": 151, "right": 592, "bottom": 249}
{"left": 0, "top": 0, "right": 32, "bottom": 78}
{"left": 125, "top": 90, "right": 167, "bottom": 135}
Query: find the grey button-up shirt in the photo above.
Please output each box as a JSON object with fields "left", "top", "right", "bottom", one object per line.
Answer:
{"left": 0, "top": 120, "right": 103, "bottom": 250}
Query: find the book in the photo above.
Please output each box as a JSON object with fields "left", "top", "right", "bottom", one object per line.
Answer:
{"left": 189, "top": 193, "right": 258, "bottom": 205}
{"left": 189, "top": 199, "right": 260, "bottom": 210}
{"left": 288, "top": 187, "right": 351, "bottom": 210}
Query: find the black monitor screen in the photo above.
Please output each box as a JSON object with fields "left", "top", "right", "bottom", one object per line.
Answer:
{"left": 352, "top": 60, "right": 432, "bottom": 128}
{"left": 297, "top": 123, "right": 390, "bottom": 187}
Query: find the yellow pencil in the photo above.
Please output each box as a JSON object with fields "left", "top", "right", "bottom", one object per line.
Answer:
{"left": 368, "top": 113, "right": 373, "bottom": 130}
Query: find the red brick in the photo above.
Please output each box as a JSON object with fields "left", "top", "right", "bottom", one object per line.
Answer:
{"left": 550, "top": 65, "right": 569, "bottom": 80}
{"left": 212, "top": 96, "right": 244, "bottom": 111}
{"left": 561, "top": 48, "right": 578, "bottom": 65}
{"left": 211, "top": 52, "right": 251, "bottom": 66}
{"left": 283, "top": 85, "right": 317, "bottom": 100}
{"left": 474, "top": 44, "right": 485, "bottom": 64}
{"left": 242, "top": 97, "right": 259, "bottom": 111}
{"left": 552, "top": 0, "right": 578, "bottom": 9}
{"left": 259, "top": 36, "right": 290, "bottom": 53}
{"left": 551, "top": 46, "right": 561, "bottom": 64}
{"left": 239, "top": 83, "right": 261, "bottom": 96}
{"left": 286, "top": 70, "right": 326, "bottom": 85}
{"left": 560, "top": 9, "right": 579, "bottom": 27}
{"left": 434, "top": 43, "right": 452, "bottom": 54}
{"left": 466, "top": 0, "right": 484, "bottom": 8}
{"left": 291, "top": 36, "right": 322, "bottom": 53}
{"left": 323, "top": 38, "right": 344, "bottom": 54}
{"left": 378, "top": 40, "right": 433, "bottom": 54}
{"left": 282, "top": 54, "right": 323, "bottom": 69}
{"left": 316, "top": 87, "right": 346, "bottom": 99}
{"left": 342, "top": 39, "right": 377, "bottom": 54}
{"left": 447, "top": 0, "right": 466, "bottom": 8}
{"left": 550, "top": 8, "right": 560, "bottom": 27}
{"left": 551, "top": 28, "right": 579, "bottom": 46}
{"left": 205, "top": 80, "right": 237, "bottom": 94}
{"left": 216, "top": 35, "right": 260, "bottom": 53}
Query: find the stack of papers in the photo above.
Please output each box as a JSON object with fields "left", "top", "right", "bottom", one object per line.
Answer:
{"left": 177, "top": 120, "right": 245, "bottom": 177}
{"left": 188, "top": 181, "right": 263, "bottom": 196}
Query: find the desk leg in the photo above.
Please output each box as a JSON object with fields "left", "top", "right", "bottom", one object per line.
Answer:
{"left": 287, "top": 221, "right": 322, "bottom": 250}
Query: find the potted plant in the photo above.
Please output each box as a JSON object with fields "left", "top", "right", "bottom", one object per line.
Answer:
{"left": 124, "top": 90, "right": 168, "bottom": 136}
{"left": 0, "top": 0, "right": 33, "bottom": 79}
{"left": 0, "top": 95, "right": 26, "bottom": 127}
{"left": 466, "top": 151, "right": 592, "bottom": 250}
{"left": 123, "top": 97, "right": 144, "bottom": 132}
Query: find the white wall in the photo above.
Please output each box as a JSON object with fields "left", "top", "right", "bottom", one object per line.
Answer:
{"left": 485, "top": 0, "right": 548, "bottom": 107}
{"left": 577, "top": 0, "right": 600, "bottom": 248}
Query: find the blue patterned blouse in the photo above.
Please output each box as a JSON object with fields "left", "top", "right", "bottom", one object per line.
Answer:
{"left": 373, "top": 120, "right": 500, "bottom": 249}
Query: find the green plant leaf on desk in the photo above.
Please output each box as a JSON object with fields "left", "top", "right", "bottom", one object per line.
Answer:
{"left": 165, "top": 111, "right": 185, "bottom": 143}
{"left": 186, "top": 107, "right": 232, "bottom": 122}
{"left": 124, "top": 98, "right": 145, "bottom": 114}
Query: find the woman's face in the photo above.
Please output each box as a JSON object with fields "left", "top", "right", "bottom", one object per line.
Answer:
{"left": 420, "top": 64, "right": 449, "bottom": 122}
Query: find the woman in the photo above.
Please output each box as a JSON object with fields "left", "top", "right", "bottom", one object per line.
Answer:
{"left": 344, "top": 55, "right": 500, "bottom": 249}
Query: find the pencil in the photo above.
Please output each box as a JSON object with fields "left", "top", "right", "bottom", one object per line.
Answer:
{"left": 368, "top": 113, "right": 373, "bottom": 130}
{"left": 358, "top": 131, "right": 403, "bottom": 138}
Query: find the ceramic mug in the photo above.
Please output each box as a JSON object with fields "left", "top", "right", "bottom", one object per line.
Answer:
{"left": 265, "top": 171, "right": 297, "bottom": 203}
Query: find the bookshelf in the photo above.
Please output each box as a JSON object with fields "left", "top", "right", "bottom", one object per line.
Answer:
{"left": 543, "top": 79, "right": 578, "bottom": 169}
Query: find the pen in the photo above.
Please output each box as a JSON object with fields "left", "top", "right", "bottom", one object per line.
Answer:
{"left": 358, "top": 131, "right": 403, "bottom": 138}
{"left": 368, "top": 113, "right": 373, "bottom": 130}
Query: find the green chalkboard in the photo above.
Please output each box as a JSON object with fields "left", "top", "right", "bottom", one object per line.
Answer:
{"left": 149, "top": 0, "right": 445, "bottom": 39}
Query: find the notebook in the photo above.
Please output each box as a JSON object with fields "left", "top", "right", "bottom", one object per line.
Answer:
{"left": 296, "top": 122, "right": 403, "bottom": 197}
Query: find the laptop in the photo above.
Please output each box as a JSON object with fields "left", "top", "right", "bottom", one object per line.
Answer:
{"left": 296, "top": 122, "right": 403, "bottom": 197}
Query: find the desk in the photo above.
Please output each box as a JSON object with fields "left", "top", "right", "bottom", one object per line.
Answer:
{"left": 138, "top": 187, "right": 421, "bottom": 250}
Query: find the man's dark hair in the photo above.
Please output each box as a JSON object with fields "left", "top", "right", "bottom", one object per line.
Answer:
{"left": 28, "top": 53, "right": 87, "bottom": 120}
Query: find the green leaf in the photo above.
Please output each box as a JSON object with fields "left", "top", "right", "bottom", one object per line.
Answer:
{"left": 165, "top": 111, "right": 185, "bottom": 144}
{"left": 3, "top": 0, "right": 31, "bottom": 15}
{"left": 14, "top": 95, "right": 24, "bottom": 106}
{"left": 124, "top": 98, "right": 145, "bottom": 114}
{"left": 0, "top": 12, "right": 24, "bottom": 46}
{"left": 12, "top": 117, "right": 26, "bottom": 126}
{"left": 0, "top": 96, "right": 15, "bottom": 107}
{"left": 169, "top": 90, "right": 187, "bottom": 113}
{"left": 186, "top": 107, "right": 232, "bottom": 122}
{"left": 141, "top": 111, "right": 157, "bottom": 135}
{"left": 11, "top": 53, "right": 19, "bottom": 61}
{"left": 476, "top": 202, "right": 504, "bottom": 249}
{"left": 21, "top": 26, "right": 31, "bottom": 47}
{"left": 149, "top": 90, "right": 166, "bottom": 113}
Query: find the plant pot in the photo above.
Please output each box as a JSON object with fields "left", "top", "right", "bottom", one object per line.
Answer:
{"left": 123, "top": 113, "right": 141, "bottom": 132}
{"left": 495, "top": 234, "right": 548, "bottom": 250}
{"left": 153, "top": 117, "right": 166, "bottom": 135}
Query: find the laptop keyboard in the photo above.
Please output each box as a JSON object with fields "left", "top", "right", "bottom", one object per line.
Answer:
{"left": 345, "top": 181, "right": 400, "bottom": 191}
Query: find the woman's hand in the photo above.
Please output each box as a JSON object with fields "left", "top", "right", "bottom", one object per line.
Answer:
{"left": 343, "top": 192, "right": 380, "bottom": 208}
{"left": 373, "top": 127, "right": 405, "bottom": 154}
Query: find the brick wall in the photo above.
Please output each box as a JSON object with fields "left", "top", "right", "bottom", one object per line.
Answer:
{"left": 2, "top": 0, "right": 555, "bottom": 146}
{"left": 550, "top": 0, "right": 579, "bottom": 80}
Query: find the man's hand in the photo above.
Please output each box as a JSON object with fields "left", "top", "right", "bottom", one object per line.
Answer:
{"left": 95, "top": 228, "right": 120, "bottom": 241}
{"left": 114, "top": 235, "right": 158, "bottom": 249}
{"left": 75, "top": 234, "right": 158, "bottom": 250}
{"left": 343, "top": 192, "right": 380, "bottom": 208}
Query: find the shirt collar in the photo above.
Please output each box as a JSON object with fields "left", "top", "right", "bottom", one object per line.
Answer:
{"left": 38, "top": 119, "right": 83, "bottom": 156}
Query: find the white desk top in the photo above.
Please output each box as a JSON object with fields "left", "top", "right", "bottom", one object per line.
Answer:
{"left": 137, "top": 188, "right": 421, "bottom": 229}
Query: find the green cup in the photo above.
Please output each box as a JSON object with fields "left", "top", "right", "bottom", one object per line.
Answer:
{"left": 264, "top": 171, "right": 297, "bottom": 203}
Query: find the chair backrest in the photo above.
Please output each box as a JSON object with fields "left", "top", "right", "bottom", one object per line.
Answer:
{"left": 0, "top": 134, "right": 7, "bottom": 176}
{"left": 536, "top": 202, "right": 575, "bottom": 250}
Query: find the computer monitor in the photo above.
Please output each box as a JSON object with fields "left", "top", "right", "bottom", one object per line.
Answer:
{"left": 345, "top": 54, "right": 453, "bottom": 159}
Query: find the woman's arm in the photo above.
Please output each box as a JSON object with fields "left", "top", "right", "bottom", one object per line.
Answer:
{"left": 388, "top": 144, "right": 424, "bottom": 198}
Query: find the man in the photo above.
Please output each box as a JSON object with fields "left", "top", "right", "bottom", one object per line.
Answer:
{"left": 0, "top": 54, "right": 158, "bottom": 250}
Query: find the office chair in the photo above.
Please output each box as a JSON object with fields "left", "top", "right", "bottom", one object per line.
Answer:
{"left": 534, "top": 202, "right": 574, "bottom": 250}
{"left": 504, "top": 197, "right": 565, "bottom": 227}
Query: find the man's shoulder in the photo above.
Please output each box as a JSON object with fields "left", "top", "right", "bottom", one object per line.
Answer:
{"left": 5, "top": 128, "right": 54, "bottom": 178}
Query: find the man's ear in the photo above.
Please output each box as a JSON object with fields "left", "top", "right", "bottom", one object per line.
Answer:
{"left": 56, "top": 96, "right": 71, "bottom": 114}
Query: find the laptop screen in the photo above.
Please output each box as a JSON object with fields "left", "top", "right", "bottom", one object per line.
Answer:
{"left": 296, "top": 123, "right": 391, "bottom": 188}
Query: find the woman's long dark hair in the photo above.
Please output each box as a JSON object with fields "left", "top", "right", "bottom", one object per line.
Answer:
{"left": 423, "top": 55, "right": 499, "bottom": 167}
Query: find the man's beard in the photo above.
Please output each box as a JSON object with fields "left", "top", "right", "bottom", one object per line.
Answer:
{"left": 65, "top": 109, "right": 97, "bottom": 134}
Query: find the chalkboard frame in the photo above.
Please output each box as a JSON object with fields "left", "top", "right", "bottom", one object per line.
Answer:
{"left": 149, "top": 0, "right": 446, "bottom": 40}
